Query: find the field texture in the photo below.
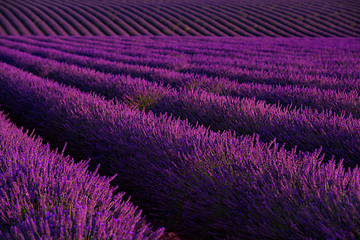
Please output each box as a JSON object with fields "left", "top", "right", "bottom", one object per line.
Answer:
{"left": 0, "top": 0, "right": 360, "bottom": 37}
{"left": 1, "top": 36, "right": 360, "bottom": 239}
{"left": 1, "top": 0, "right": 360, "bottom": 240}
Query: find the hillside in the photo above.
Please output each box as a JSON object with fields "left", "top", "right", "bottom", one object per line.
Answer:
{"left": 0, "top": 0, "right": 359, "bottom": 36}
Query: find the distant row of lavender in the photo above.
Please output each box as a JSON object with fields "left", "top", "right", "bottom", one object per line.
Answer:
{"left": 1, "top": 36, "right": 360, "bottom": 238}
{"left": 0, "top": 0, "right": 359, "bottom": 36}
{"left": 0, "top": 111, "right": 164, "bottom": 239}
{"left": 8, "top": 36, "right": 360, "bottom": 81}
{"left": 4, "top": 36, "right": 360, "bottom": 91}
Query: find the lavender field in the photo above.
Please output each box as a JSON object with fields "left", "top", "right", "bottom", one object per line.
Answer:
{"left": 1, "top": 0, "right": 360, "bottom": 240}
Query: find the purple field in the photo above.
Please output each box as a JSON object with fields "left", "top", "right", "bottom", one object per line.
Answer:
{"left": 1, "top": 0, "right": 360, "bottom": 240}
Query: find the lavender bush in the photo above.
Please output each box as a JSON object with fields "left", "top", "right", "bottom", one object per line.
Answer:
{"left": 0, "top": 111, "right": 164, "bottom": 239}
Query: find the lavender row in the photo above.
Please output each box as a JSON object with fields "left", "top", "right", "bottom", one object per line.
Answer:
{"left": 0, "top": 37, "right": 216, "bottom": 89}
{"left": 164, "top": 2, "right": 280, "bottom": 37}
{"left": 2, "top": 1, "right": 57, "bottom": 36}
{"left": 0, "top": 11, "right": 20, "bottom": 36}
{"left": 0, "top": 61, "right": 271, "bottom": 239}
{"left": 9, "top": 35, "right": 359, "bottom": 81}
{"left": 21, "top": 35, "right": 360, "bottom": 66}
{"left": 47, "top": 34, "right": 359, "bottom": 48}
{"left": 31, "top": 1, "right": 93, "bottom": 36}
{"left": 0, "top": 2, "right": 46, "bottom": 36}
{"left": 204, "top": 3, "right": 313, "bottom": 37}
{"left": 113, "top": 3, "right": 201, "bottom": 36}
{"left": 92, "top": 2, "right": 172, "bottom": 36}
{"left": 146, "top": 2, "right": 252, "bottom": 36}
{"left": 2, "top": 46, "right": 360, "bottom": 170}
{"left": 50, "top": 39, "right": 360, "bottom": 82}
{"left": 0, "top": 36, "right": 306, "bottom": 76}
{"left": 1, "top": 39, "right": 360, "bottom": 120}
{"left": 152, "top": 3, "right": 253, "bottom": 36}
{"left": 6, "top": 1, "right": 69, "bottom": 36}
{"left": 0, "top": 5, "right": 32, "bottom": 36}
{"left": 272, "top": 2, "right": 360, "bottom": 35}
{"left": 41, "top": 0, "right": 131, "bottom": 36}
{"left": 35, "top": 1, "right": 113, "bottom": 36}
{"left": 9, "top": 36, "right": 360, "bottom": 89}
{"left": 9, "top": 35, "right": 311, "bottom": 57}
{"left": 252, "top": 3, "right": 360, "bottom": 35}
{"left": 0, "top": 111, "right": 164, "bottom": 239}
{"left": 21, "top": 35, "right": 360, "bottom": 77}
{"left": 225, "top": 3, "right": 350, "bottom": 37}
{"left": 26, "top": 35, "right": 360, "bottom": 58}
{"left": 1, "top": 61, "right": 356, "bottom": 240}
{"left": 0, "top": 45, "right": 172, "bottom": 112}
{"left": 2, "top": 37, "right": 359, "bottom": 100}
{"left": 2, "top": 61, "right": 360, "bottom": 239}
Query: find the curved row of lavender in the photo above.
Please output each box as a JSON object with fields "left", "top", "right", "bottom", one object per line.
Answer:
{"left": 2, "top": 36, "right": 360, "bottom": 101}
{"left": 0, "top": 0, "right": 359, "bottom": 37}
{"left": 1, "top": 37, "right": 360, "bottom": 170}
{"left": 0, "top": 111, "right": 165, "bottom": 239}
{"left": 4, "top": 36, "right": 359, "bottom": 92}
{"left": 1, "top": 56, "right": 360, "bottom": 239}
